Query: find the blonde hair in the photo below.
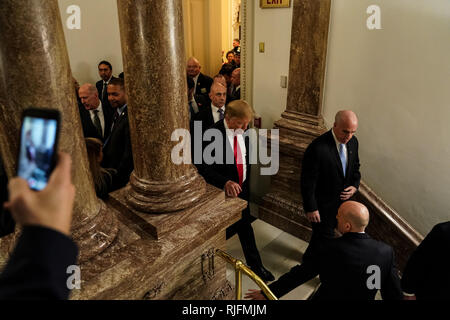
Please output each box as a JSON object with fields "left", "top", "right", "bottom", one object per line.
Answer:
{"left": 224, "top": 99, "right": 254, "bottom": 121}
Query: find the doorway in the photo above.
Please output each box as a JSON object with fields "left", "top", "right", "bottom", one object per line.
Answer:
{"left": 182, "top": 0, "right": 242, "bottom": 78}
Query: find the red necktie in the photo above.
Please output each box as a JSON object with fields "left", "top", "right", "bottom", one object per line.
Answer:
{"left": 234, "top": 135, "right": 243, "bottom": 187}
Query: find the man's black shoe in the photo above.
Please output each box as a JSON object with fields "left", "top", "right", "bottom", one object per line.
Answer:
{"left": 252, "top": 266, "right": 275, "bottom": 282}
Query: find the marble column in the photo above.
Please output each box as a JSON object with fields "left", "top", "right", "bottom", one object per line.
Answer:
{"left": 259, "top": 0, "right": 331, "bottom": 240}
{"left": 284, "top": 0, "right": 331, "bottom": 119}
{"left": 65, "top": 0, "right": 243, "bottom": 298}
{"left": 116, "top": 0, "right": 206, "bottom": 213}
{"left": 0, "top": 0, "right": 118, "bottom": 261}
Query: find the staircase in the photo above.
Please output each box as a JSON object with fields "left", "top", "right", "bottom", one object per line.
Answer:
{"left": 225, "top": 211, "right": 320, "bottom": 300}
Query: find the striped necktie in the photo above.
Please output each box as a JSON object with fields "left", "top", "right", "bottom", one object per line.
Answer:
{"left": 218, "top": 108, "right": 224, "bottom": 120}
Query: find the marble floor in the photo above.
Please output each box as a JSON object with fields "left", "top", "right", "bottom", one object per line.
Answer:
{"left": 225, "top": 216, "right": 321, "bottom": 300}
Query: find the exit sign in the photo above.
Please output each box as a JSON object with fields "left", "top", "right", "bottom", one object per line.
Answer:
{"left": 260, "top": 0, "right": 290, "bottom": 8}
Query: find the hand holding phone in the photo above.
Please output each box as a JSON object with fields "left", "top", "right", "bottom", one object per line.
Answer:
{"left": 5, "top": 152, "right": 75, "bottom": 236}
{"left": 16, "top": 108, "right": 60, "bottom": 191}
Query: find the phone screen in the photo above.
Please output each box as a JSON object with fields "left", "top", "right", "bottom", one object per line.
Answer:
{"left": 17, "top": 116, "right": 58, "bottom": 191}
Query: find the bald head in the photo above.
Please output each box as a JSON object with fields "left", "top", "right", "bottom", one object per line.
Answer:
{"left": 213, "top": 74, "right": 227, "bottom": 87}
{"left": 78, "top": 83, "right": 100, "bottom": 110}
{"left": 335, "top": 110, "right": 358, "bottom": 126}
{"left": 333, "top": 110, "right": 358, "bottom": 144}
{"left": 79, "top": 83, "right": 97, "bottom": 94}
{"left": 187, "top": 57, "right": 201, "bottom": 78}
{"left": 187, "top": 57, "right": 199, "bottom": 65}
{"left": 336, "top": 201, "right": 369, "bottom": 234}
{"left": 209, "top": 82, "right": 227, "bottom": 108}
{"left": 231, "top": 68, "right": 240, "bottom": 86}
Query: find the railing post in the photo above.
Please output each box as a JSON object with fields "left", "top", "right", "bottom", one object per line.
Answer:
{"left": 215, "top": 249, "right": 278, "bottom": 300}
{"left": 235, "top": 264, "right": 243, "bottom": 300}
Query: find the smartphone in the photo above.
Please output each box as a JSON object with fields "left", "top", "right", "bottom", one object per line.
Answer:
{"left": 16, "top": 108, "right": 61, "bottom": 191}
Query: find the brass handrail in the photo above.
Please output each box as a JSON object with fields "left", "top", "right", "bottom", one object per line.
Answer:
{"left": 215, "top": 249, "right": 278, "bottom": 300}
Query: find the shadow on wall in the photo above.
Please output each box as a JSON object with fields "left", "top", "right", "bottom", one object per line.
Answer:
{"left": 73, "top": 62, "right": 96, "bottom": 84}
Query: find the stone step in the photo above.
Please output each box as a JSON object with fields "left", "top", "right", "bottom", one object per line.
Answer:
{"left": 225, "top": 218, "right": 320, "bottom": 300}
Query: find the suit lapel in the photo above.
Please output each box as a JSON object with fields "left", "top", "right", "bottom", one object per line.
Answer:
{"left": 104, "top": 108, "right": 127, "bottom": 147}
{"left": 207, "top": 104, "right": 214, "bottom": 128}
{"left": 218, "top": 120, "right": 238, "bottom": 179}
{"left": 115, "top": 108, "right": 127, "bottom": 132}
{"left": 346, "top": 139, "right": 354, "bottom": 178}
{"left": 196, "top": 73, "right": 203, "bottom": 95}
{"left": 327, "top": 131, "right": 345, "bottom": 179}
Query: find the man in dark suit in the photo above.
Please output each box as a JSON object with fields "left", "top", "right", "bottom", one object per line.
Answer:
{"left": 96, "top": 60, "right": 118, "bottom": 113}
{"left": 101, "top": 78, "right": 133, "bottom": 191}
{"left": 213, "top": 74, "right": 228, "bottom": 88}
{"left": 302, "top": 110, "right": 361, "bottom": 248}
{"left": 228, "top": 68, "right": 241, "bottom": 103}
{"left": 233, "top": 51, "right": 241, "bottom": 68}
{"left": 186, "top": 57, "right": 213, "bottom": 98}
{"left": 193, "top": 82, "right": 227, "bottom": 134}
{"left": 246, "top": 201, "right": 403, "bottom": 300}
{"left": 401, "top": 221, "right": 450, "bottom": 300}
{"left": 196, "top": 100, "right": 274, "bottom": 282}
{"left": 187, "top": 76, "right": 209, "bottom": 122}
{"left": 262, "top": 110, "right": 361, "bottom": 293}
{"left": 78, "top": 83, "right": 113, "bottom": 143}
{"left": 0, "top": 152, "right": 78, "bottom": 300}
{"left": 219, "top": 63, "right": 235, "bottom": 98}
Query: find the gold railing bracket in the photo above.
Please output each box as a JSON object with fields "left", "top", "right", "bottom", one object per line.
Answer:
{"left": 215, "top": 249, "right": 278, "bottom": 300}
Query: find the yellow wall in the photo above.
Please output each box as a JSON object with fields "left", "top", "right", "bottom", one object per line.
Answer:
{"left": 182, "top": 0, "right": 232, "bottom": 77}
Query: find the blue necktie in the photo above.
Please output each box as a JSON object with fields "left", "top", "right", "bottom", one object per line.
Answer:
{"left": 339, "top": 143, "right": 346, "bottom": 177}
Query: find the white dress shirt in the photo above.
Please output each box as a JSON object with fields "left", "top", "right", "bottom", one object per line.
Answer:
{"left": 89, "top": 101, "right": 105, "bottom": 137}
{"left": 224, "top": 119, "right": 247, "bottom": 183}
{"left": 192, "top": 73, "right": 200, "bottom": 93}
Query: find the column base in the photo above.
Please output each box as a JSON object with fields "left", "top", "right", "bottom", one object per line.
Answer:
{"left": 126, "top": 167, "right": 207, "bottom": 214}
{"left": 0, "top": 200, "right": 119, "bottom": 264}
{"left": 258, "top": 113, "right": 325, "bottom": 242}
{"left": 110, "top": 184, "right": 225, "bottom": 240}
{"left": 70, "top": 184, "right": 246, "bottom": 300}
{"left": 71, "top": 200, "right": 119, "bottom": 262}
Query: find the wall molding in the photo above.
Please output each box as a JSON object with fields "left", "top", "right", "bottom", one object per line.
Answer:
{"left": 241, "top": 0, "right": 253, "bottom": 107}
{"left": 355, "top": 181, "right": 423, "bottom": 271}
